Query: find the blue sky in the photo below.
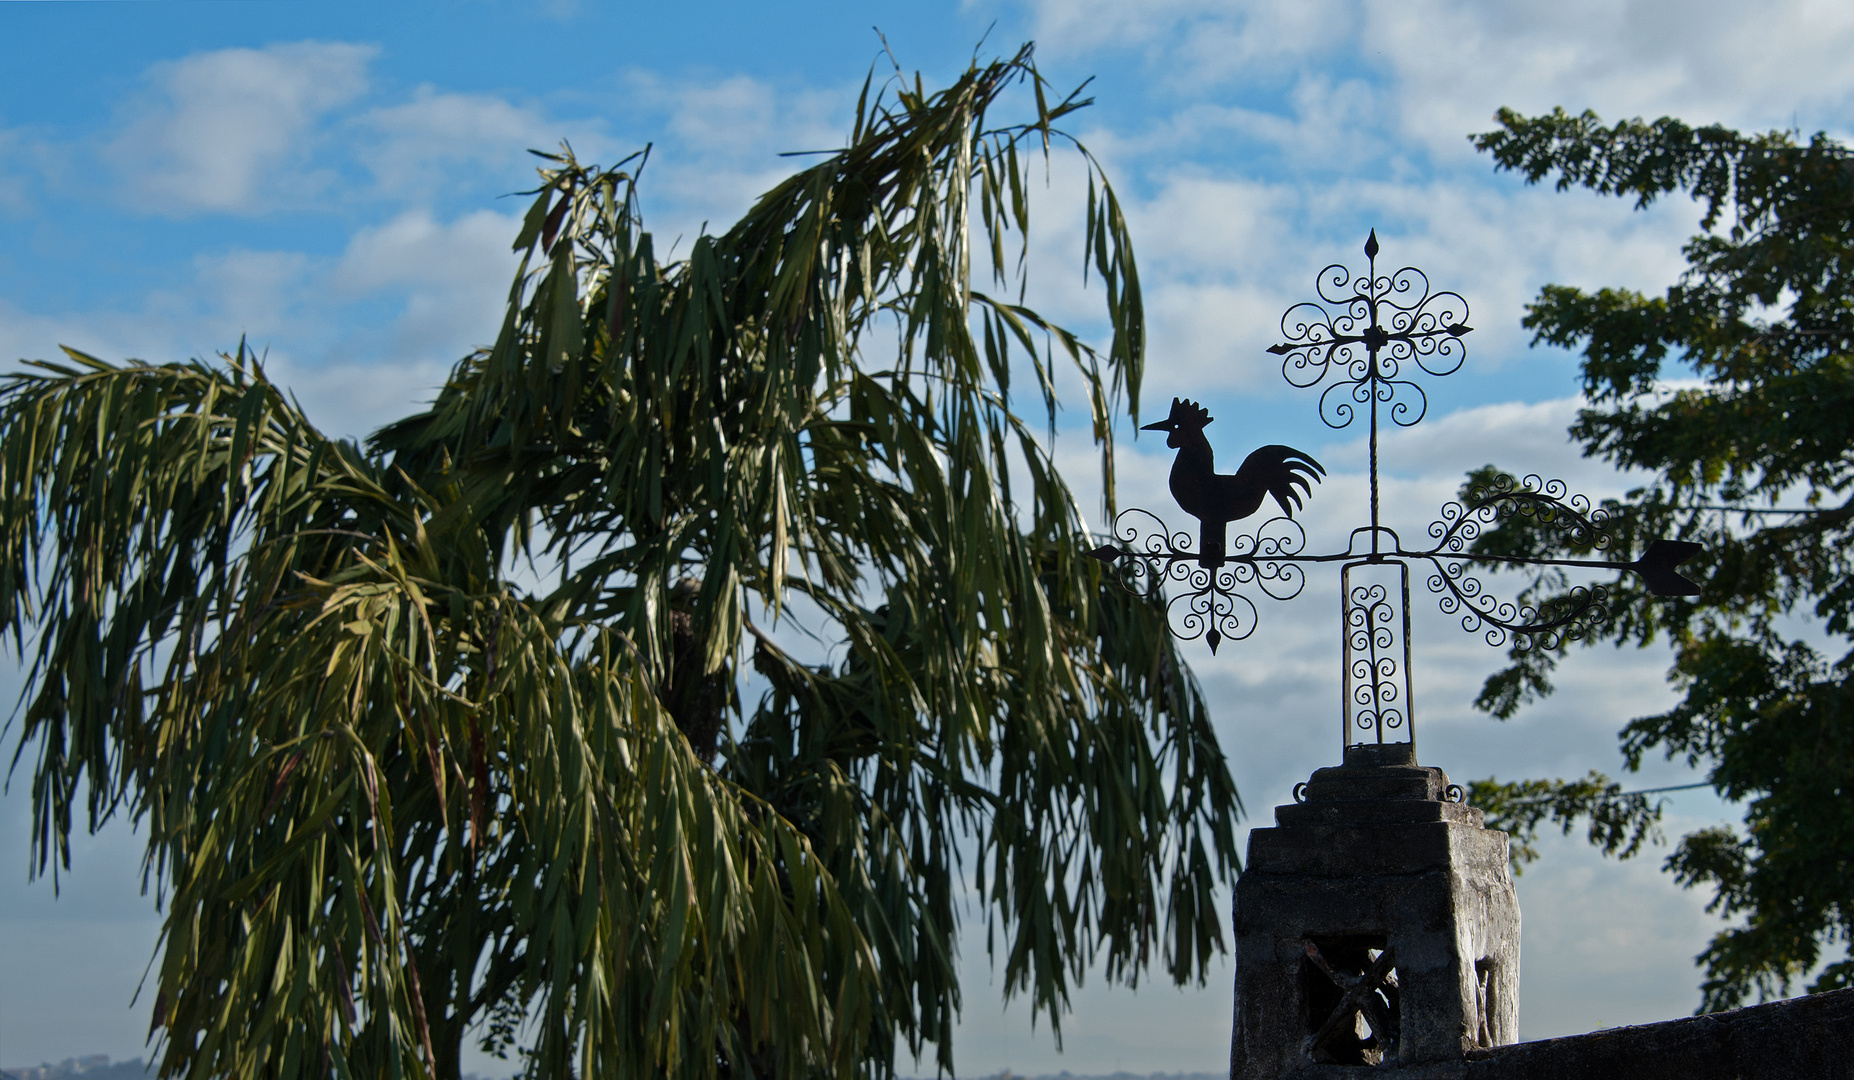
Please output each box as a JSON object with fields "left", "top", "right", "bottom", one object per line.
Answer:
{"left": 4, "top": 0, "right": 1854, "bottom": 1075}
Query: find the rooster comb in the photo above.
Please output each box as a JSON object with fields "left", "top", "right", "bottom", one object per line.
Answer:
{"left": 1167, "top": 397, "right": 1213, "bottom": 427}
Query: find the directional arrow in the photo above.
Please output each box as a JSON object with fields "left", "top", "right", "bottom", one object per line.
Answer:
{"left": 1630, "top": 538, "right": 1703, "bottom": 597}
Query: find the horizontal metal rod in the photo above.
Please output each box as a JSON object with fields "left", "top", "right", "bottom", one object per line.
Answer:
{"left": 1433, "top": 552, "right": 1639, "bottom": 572}
{"left": 1693, "top": 504, "right": 1841, "bottom": 515}
{"left": 1504, "top": 781, "right": 1710, "bottom": 806}
{"left": 1118, "top": 547, "right": 1641, "bottom": 570}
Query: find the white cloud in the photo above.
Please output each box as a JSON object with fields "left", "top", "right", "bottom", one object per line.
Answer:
{"left": 1353, "top": 395, "right": 1626, "bottom": 490}
{"left": 330, "top": 207, "right": 519, "bottom": 298}
{"left": 1372, "top": 0, "right": 1854, "bottom": 152}
{"left": 0, "top": 127, "right": 41, "bottom": 216}
{"left": 1092, "top": 169, "right": 1693, "bottom": 412}
{"left": 106, "top": 41, "right": 376, "bottom": 215}
{"left": 997, "top": 101, "right": 1701, "bottom": 417}
{"left": 292, "top": 208, "right": 523, "bottom": 435}
{"left": 647, "top": 72, "right": 785, "bottom": 151}
{"left": 98, "top": 41, "right": 629, "bottom": 217}
{"left": 266, "top": 355, "right": 459, "bottom": 443}
{"left": 1032, "top": 0, "right": 1854, "bottom": 153}
{"left": 355, "top": 87, "right": 614, "bottom": 199}
{"left": 188, "top": 249, "right": 314, "bottom": 332}
{"left": 0, "top": 205, "right": 521, "bottom": 443}
{"left": 1028, "top": 0, "right": 1354, "bottom": 83}
{"left": 616, "top": 70, "right": 850, "bottom": 242}
{"left": 0, "top": 292, "right": 207, "bottom": 374}
{"left": 1512, "top": 823, "right": 1722, "bottom": 1037}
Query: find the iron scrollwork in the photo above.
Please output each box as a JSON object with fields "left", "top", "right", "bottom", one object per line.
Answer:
{"left": 1422, "top": 474, "right": 1616, "bottom": 649}
{"left": 1085, "top": 231, "right": 1705, "bottom": 756}
{"left": 1426, "top": 562, "right": 1611, "bottom": 650}
{"left": 1342, "top": 566, "right": 1411, "bottom": 746}
{"left": 1268, "top": 230, "right": 1471, "bottom": 435}
{"left": 1093, "top": 510, "right": 1308, "bottom": 653}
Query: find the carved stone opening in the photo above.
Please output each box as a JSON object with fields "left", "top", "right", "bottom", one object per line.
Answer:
{"left": 1302, "top": 936, "right": 1400, "bottom": 1066}
{"left": 1474, "top": 957, "right": 1497, "bottom": 1048}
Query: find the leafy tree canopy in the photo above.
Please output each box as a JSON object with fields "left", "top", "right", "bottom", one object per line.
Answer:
{"left": 1465, "top": 106, "right": 1854, "bottom": 1011}
{"left": 0, "top": 46, "right": 1238, "bottom": 1079}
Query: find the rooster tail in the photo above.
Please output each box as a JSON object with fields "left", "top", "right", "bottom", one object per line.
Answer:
{"left": 1264, "top": 447, "right": 1325, "bottom": 517}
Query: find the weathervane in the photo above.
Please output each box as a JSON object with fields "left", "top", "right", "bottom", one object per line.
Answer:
{"left": 1089, "top": 231, "right": 1701, "bottom": 753}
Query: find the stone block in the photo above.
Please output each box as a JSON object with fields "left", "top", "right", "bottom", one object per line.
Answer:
{"left": 1231, "top": 749, "right": 1520, "bottom": 1079}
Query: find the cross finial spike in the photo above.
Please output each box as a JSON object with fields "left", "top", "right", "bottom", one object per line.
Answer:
{"left": 1364, "top": 229, "right": 1380, "bottom": 260}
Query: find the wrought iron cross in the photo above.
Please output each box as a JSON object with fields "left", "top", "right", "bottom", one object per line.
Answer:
{"left": 1088, "top": 232, "right": 1701, "bottom": 753}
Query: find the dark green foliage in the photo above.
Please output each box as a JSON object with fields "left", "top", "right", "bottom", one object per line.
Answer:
{"left": 0, "top": 50, "right": 1239, "bottom": 1078}
{"left": 1469, "top": 771, "right": 1664, "bottom": 869}
{"left": 1466, "top": 107, "right": 1854, "bottom": 1010}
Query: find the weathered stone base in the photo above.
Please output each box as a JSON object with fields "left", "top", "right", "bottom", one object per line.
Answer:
{"left": 1279, "top": 987, "right": 1854, "bottom": 1080}
{"left": 1232, "top": 746, "right": 1520, "bottom": 1079}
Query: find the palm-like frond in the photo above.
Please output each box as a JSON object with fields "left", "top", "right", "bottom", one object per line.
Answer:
{"left": 1, "top": 348, "right": 877, "bottom": 1078}
{"left": 2, "top": 47, "right": 1239, "bottom": 1079}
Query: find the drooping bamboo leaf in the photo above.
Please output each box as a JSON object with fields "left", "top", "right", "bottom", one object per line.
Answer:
{"left": 2, "top": 45, "right": 1238, "bottom": 1080}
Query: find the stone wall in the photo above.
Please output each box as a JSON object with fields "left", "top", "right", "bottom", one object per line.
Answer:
{"left": 1282, "top": 987, "right": 1854, "bottom": 1080}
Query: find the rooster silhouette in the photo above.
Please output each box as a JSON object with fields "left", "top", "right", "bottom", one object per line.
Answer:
{"left": 1142, "top": 398, "right": 1326, "bottom": 567}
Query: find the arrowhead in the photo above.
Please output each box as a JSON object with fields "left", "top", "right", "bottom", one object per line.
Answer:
{"left": 1632, "top": 538, "right": 1704, "bottom": 597}
{"left": 1266, "top": 342, "right": 1293, "bottom": 355}
{"left": 1206, "top": 627, "right": 1223, "bottom": 654}
{"left": 1364, "top": 229, "right": 1380, "bottom": 260}
{"left": 1447, "top": 322, "right": 1472, "bottom": 336}
{"left": 1086, "top": 544, "right": 1124, "bottom": 563}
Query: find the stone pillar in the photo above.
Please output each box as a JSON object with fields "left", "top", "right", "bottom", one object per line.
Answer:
{"left": 1230, "top": 743, "right": 1520, "bottom": 1078}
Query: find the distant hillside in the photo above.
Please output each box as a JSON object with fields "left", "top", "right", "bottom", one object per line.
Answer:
{"left": 0, "top": 1060, "right": 517, "bottom": 1080}
{"left": 917, "top": 1073, "right": 1225, "bottom": 1080}
{"left": 3, "top": 1056, "right": 1221, "bottom": 1080}
{"left": 0, "top": 1057, "right": 154, "bottom": 1080}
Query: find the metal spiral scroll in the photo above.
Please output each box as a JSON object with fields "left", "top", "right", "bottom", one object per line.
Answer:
{"left": 1345, "top": 582, "right": 1407, "bottom": 740}
{"left": 1422, "top": 474, "right": 1615, "bottom": 649}
{"left": 1082, "top": 232, "right": 1704, "bottom": 760}
{"left": 1096, "top": 509, "right": 1309, "bottom": 652}
{"left": 1426, "top": 565, "right": 1611, "bottom": 650}
{"left": 1430, "top": 473, "right": 1614, "bottom": 553}
{"left": 1268, "top": 232, "right": 1471, "bottom": 433}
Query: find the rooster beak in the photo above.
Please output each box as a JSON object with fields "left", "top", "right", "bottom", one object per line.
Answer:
{"left": 1140, "top": 420, "right": 1170, "bottom": 432}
